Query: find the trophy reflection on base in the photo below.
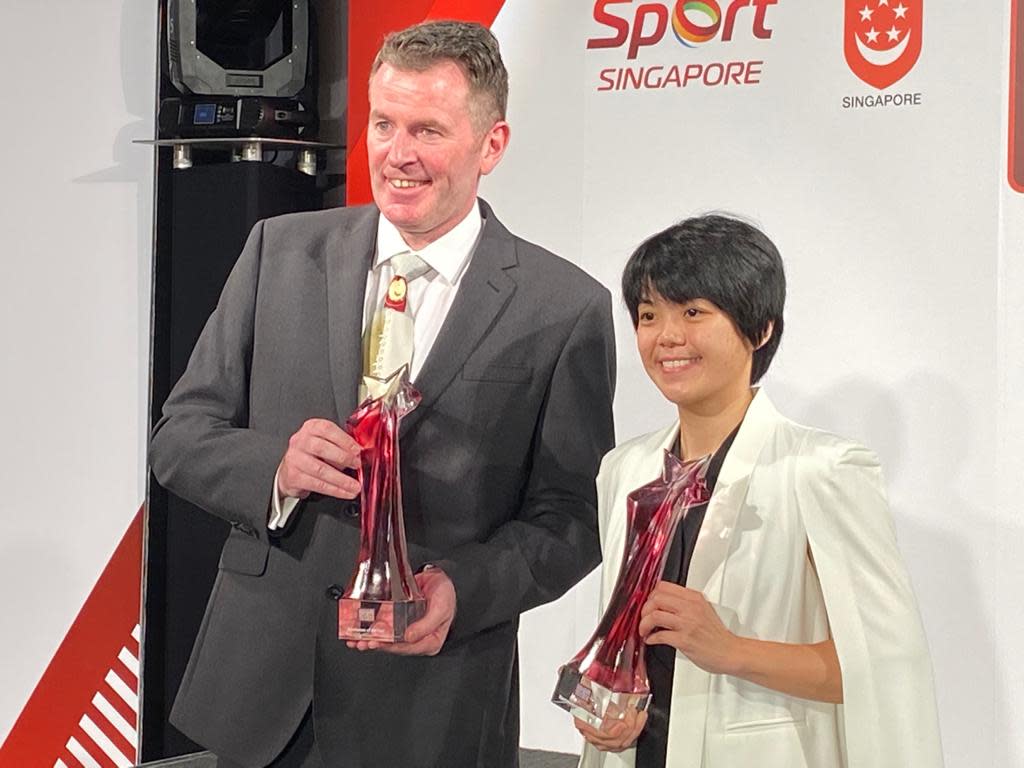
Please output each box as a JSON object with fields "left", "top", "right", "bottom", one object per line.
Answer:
{"left": 552, "top": 451, "right": 710, "bottom": 726}
{"left": 336, "top": 367, "right": 425, "bottom": 643}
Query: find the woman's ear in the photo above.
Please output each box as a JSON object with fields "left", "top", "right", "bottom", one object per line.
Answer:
{"left": 754, "top": 321, "right": 774, "bottom": 350}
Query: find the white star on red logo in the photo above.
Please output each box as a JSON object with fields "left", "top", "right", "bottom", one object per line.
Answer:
{"left": 857, "top": 0, "right": 911, "bottom": 50}
{"left": 845, "top": 0, "right": 921, "bottom": 89}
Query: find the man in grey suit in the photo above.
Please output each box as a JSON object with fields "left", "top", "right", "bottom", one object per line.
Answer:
{"left": 149, "top": 20, "right": 615, "bottom": 768}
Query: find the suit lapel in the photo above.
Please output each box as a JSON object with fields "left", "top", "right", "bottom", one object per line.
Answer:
{"left": 325, "top": 207, "right": 377, "bottom": 422}
{"left": 401, "top": 200, "right": 517, "bottom": 435}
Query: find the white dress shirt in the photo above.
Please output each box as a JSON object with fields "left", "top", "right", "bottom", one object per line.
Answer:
{"left": 268, "top": 203, "right": 483, "bottom": 529}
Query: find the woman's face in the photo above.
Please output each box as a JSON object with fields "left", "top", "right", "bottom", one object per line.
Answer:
{"left": 635, "top": 291, "right": 756, "bottom": 416}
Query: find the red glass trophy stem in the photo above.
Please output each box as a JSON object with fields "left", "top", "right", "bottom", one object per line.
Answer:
{"left": 380, "top": 412, "right": 419, "bottom": 600}
{"left": 344, "top": 402, "right": 422, "bottom": 603}
{"left": 571, "top": 498, "right": 687, "bottom": 693}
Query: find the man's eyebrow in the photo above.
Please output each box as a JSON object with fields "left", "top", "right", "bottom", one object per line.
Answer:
{"left": 413, "top": 119, "right": 445, "bottom": 131}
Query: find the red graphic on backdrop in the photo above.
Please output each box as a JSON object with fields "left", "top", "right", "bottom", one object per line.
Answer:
{"left": 1010, "top": 0, "right": 1024, "bottom": 192}
{"left": 844, "top": 0, "right": 922, "bottom": 90}
{"left": 0, "top": 509, "right": 142, "bottom": 768}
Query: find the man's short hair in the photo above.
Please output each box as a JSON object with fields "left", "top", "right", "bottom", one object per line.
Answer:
{"left": 372, "top": 20, "right": 508, "bottom": 128}
{"left": 622, "top": 214, "right": 786, "bottom": 384}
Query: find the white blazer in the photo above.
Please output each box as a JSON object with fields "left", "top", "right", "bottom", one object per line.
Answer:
{"left": 580, "top": 390, "right": 943, "bottom": 768}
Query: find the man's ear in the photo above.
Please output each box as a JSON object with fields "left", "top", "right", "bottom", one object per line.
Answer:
{"left": 754, "top": 321, "right": 774, "bottom": 350}
{"left": 479, "top": 120, "right": 510, "bottom": 176}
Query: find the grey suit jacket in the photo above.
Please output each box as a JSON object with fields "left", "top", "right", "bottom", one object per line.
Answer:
{"left": 149, "top": 201, "right": 616, "bottom": 768}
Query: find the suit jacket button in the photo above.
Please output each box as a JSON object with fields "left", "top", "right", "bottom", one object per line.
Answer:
{"left": 326, "top": 584, "right": 344, "bottom": 600}
{"left": 345, "top": 502, "right": 360, "bottom": 518}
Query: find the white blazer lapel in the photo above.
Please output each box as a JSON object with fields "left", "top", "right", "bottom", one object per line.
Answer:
{"left": 663, "top": 389, "right": 783, "bottom": 768}
{"left": 685, "top": 390, "right": 782, "bottom": 598}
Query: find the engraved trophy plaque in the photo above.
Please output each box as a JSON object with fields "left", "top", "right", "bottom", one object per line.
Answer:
{"left": 336, "top": 367, "right": 426, "bottom": 642}
{"left": 552, "top": 451, "right": 710, "bottom": 726}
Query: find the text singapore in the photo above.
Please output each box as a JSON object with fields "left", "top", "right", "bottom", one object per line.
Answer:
{"left": 598, "top": 60, "right": 763, "bottom": 91}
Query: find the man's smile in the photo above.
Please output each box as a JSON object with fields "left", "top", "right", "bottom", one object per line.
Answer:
{"left": 388, "top": 178, "right": 430, "bottom": 189}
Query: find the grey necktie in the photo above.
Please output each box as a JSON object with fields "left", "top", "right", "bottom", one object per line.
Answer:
{"left": 361, "top": 251, "right": 431, "bottom": 399}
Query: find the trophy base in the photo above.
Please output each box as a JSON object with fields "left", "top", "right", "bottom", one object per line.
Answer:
{"left": 551, "top": 664, "right": 650, "bottom": 728}
{"left": 338, "top": 597, "right": 426, "bottom": 643}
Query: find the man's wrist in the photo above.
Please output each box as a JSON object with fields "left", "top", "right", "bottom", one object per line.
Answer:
{"left": 269, "top": 465, "right": 301, "bottom": 530}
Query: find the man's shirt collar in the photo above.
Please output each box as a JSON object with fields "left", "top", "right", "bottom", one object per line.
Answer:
{"left": 375, "top": 202, "right": 482, "bottom": 285}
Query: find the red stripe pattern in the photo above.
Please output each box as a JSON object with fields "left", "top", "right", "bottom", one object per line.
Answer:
{"left": 0, "top": 510, "right": 142, "bottom": 767}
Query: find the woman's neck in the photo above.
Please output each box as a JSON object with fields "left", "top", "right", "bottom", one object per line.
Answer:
{"left": 677, "top": 388, "right": 755, "bottom": 460}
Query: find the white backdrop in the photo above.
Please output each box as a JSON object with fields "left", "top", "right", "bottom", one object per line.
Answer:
{"left": 997, "top": 4, "right": 1024, "bottom": 764}
{"left": 0, "top": 0, "right": 155, "bottom": 753}
{"left": 1, "top": 2, "right": 1021, "bottom": 766}
{"left": 487, "top": 2, "right": 1024, "bottom": 764}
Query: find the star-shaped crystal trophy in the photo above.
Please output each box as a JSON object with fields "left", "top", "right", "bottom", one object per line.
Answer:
{"left": 552, "top": 451, "right": 711, "bottom": 726}
{"left": 336, "top": 367, "right": 426, "bottom": 642}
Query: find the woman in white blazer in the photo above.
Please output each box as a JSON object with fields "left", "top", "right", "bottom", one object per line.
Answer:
{"left": 577, "top": 215, "right": 943, "bottom": 768}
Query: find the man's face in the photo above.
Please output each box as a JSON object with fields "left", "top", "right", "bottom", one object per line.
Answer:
{"left": 367, "top": 61, "right": 509, "bottom": 249}
{"left": 635, "top": 292, "right": 757, "bottom": 417}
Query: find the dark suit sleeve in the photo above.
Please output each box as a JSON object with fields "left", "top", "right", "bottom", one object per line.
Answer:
{"left": 149, "top": 221, "right": 287, "bottom": 537}
{"left": 435, "top": 288, "right": 616, "bottom": 641}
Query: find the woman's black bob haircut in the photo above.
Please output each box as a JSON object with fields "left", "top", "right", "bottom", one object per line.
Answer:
{"left": 622, "top": 213, "right": 786, "bottom": 384}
